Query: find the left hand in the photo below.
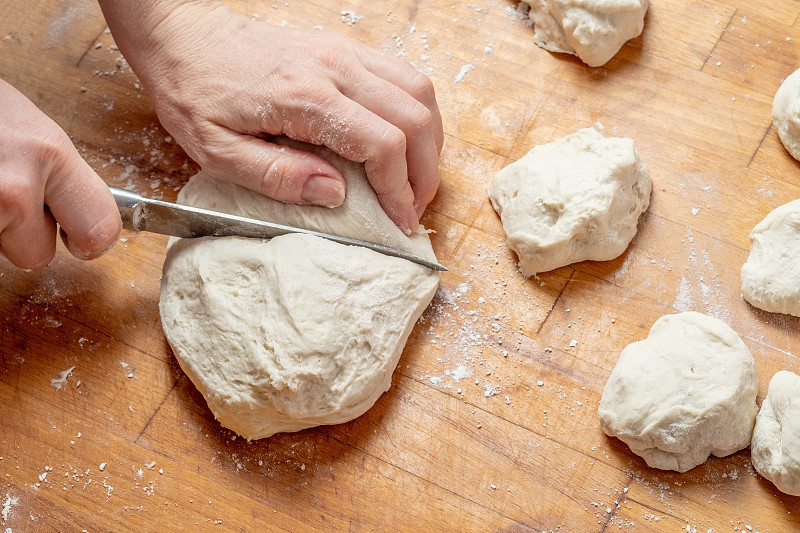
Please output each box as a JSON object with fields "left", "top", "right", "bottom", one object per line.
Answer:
{"left": 98, "top": 1, "right": 444, "bottom": 234}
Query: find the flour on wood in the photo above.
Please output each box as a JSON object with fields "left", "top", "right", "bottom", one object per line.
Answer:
{"left": 159, "top": 138, "right": 441, "bottom": 440}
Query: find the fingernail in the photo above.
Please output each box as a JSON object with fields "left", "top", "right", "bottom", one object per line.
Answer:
{"left": 59, "top": 227, "right": 118, "bottom": 261}
{"left": 301, "top": 176, "right": 345, "bottom": 208}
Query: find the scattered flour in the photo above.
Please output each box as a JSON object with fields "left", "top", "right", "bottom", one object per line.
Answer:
{"left": 454, "top": 64, "right": 474, "bottom": 83}
{"left": 340, "top": 10, "right": 364, "bottom": 25}
{"left": 50, "top": 366, "right": 76, "bottom": 391}
{"left": 1, "top": 494, "right": 18, "bottom": 522}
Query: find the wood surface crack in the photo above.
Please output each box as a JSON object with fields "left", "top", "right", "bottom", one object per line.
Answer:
{"left": 536, "top": 269, "right": 575, "bottom": 335}
{"left": 620, "top": 495, "right": 685, "bottom": 527}
{"left": 700, "top": 9, "right": 736, "bottom": 71}
{"left": 596, "top": 474, "right": 633, "bottom": 532}
{"left": 135, "top": 373, "right": 182, "bottom": 442}
{"left": 75, "top": 26, "right": 107, "bottom": 68}
{"left": 747, "top": 123, "right": 773, "bottom": 168}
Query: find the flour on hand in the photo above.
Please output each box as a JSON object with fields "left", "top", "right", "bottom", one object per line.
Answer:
{"left": 598, "top": 312, "right": 759, "bottom": 473}
{"left": 741, "top": 199, "right": 800, "bottom": 317}
{"left": 488, "top": 127, "right": 651, "bottom": 277}
{"left": 159, "top": 139, "right": 441, "bottom": 440}
{"left": 521, "top": 0, "right": 649, "bottom": 67}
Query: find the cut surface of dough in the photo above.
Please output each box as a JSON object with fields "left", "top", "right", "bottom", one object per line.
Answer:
{"left": 598, "top": 312, "right": 759, "bottom": 473}
{"left": 741, "top": 199, "right": 800, "bottom": 317}
{"left": 159, "top": 139, "right": 440, "bottom": 440}
{"left": 522, "top": 0, "right": 649, "bottom": 67}
{"left": 488, "top": 127, "right": 651, "bottom": 277}
{"left": 751, "top": 371, "right": 800, "bottom": 496}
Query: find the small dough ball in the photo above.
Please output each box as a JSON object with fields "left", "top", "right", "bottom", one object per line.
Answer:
{"left": 751, "top": 371, "right": 800, "bottom": 496}
{"left": 488, "top": 127, "right": 651, "bottom": 277}
{"left": 159, "top": 139, "right": 441, "bottom": 440}
{"left": 741, "top": 199, "right": 800, "bottom": 316}
{"left": 522, "top": 0, "right": 649, "bottom": 67}
{"left": 773, "top": 68, "right": 800, "bottom": 161}
{"left": 598, "top": 312, "right": 759, "bottom": 473}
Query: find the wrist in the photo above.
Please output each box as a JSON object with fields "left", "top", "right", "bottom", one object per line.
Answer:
{"left": 97, "top": 0, "right": 226, "bottom": 84}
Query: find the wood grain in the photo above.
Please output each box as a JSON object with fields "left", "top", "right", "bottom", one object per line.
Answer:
{"left": 2, "top": 0, "right": 800, "bottom": 531}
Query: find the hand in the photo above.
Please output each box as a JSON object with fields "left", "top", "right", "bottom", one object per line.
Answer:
{"left": 99, "top": 1, "right": 443, "bottom": 234}
{"left": 0, "top": 79, "right": 121, "bottom": 269}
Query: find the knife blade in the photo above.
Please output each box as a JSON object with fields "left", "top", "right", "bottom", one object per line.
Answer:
{"left": 110, "top": 186, "right": 446, "bottom": 272}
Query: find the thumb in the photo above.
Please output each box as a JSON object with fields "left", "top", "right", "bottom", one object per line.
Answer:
{"left": 202, "top": 133, "right": 347, "bottom": 208}
{"left": 46, "top": 153, "right": 122, "bottom": 261}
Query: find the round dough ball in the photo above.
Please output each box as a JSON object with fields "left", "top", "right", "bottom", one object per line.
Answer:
{"left": 741, "top": 199, "right": 800, "bottom": 316}
{"left": 598, "top": 312, "right": 759, "bottom": 473}
{"left": 523, "top": 0, "right": 649, "bottom": 67}
{"left": 751, "top": 371, "right": 800, "bottom": 496}
{"left": 488, "top": 128, "right": 651, "bottom": 277}
{"left": 159, "top": 140, "right": 440, "bottom": 440}
{"left": 773, "top": 68, "right": 800, "bottom": 161}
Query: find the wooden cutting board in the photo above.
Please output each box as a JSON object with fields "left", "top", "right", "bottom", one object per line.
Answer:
{"left": 1, "top": 0, "right": 799, "bottom": 530}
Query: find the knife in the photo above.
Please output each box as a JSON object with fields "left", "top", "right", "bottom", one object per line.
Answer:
{"left": 110, "top": 186, "right": 446, "bottom": 272}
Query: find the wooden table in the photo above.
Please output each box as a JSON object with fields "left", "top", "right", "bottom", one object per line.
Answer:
{"left": 1, "top": 0, "right": 799, "bottom": 530}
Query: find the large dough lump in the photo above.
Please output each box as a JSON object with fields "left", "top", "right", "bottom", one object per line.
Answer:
{"left": 488, "top": 127, "right": 651, "bottom": 277}
{"left": 751, "top": 371, "right": 800, "bottom": 496}
{"left": 159, "top": 139, "right": 440, "bottom": 440}
{"left": 741, "top": 199, "right": 800, "bottom": 317}
{"left": 522, "top": 0, "right": 649, "bottom": 67}
{"left": 598, "top": 312, "right": 759, "bottom": 473}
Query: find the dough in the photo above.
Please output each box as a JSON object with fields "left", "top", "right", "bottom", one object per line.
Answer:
{"left": 598, "top": 312, "right": 759, "bottom": 473}
{"left": 741, "top": 199, "right": 800, "bottom": 316}
{"left": 487, "top": 127, "right": 651, "bottom": 277}
{"left": 773, "top": 68, "right": 800, "bottom": 161}
{"left": 751, "top": 371, "right": 800, "bottom": 496}
{"left": 159, "top": 139, "right": 441, "bottom": 440}
{"left": 522, "top": 0, "right": 649, "bottom": 67}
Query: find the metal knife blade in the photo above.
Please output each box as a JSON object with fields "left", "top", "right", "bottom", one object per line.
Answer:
{"left": 110, "top": 186, "right": 446, "bottom": 272}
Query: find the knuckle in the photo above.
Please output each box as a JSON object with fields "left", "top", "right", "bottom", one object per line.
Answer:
{"left": 260, "top": 153, "right": 301, "bottom": 200}
{"left": 406, "top": 71, "right": 436, "bottom": 102}
{"left": 311, "top": 41, "right": 354, "bottom": 72}
{"left": 376, "top": 127, "right": 407, "bottom": 157}
{"left": 0, "top": 178, "right": 37, "bottom": 224}
{"left": 34, "top": 130, "right": 74, "bottom": 167}
{"left": 407, "top": 102, "right": 434, "bottom": 134}
{"left": 188, "top": 124, "right": 226, "bottom": 169}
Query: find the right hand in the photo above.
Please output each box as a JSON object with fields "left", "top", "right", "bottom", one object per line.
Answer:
{"left": 0, "top": 79, "right": 121, "bottom": 270}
